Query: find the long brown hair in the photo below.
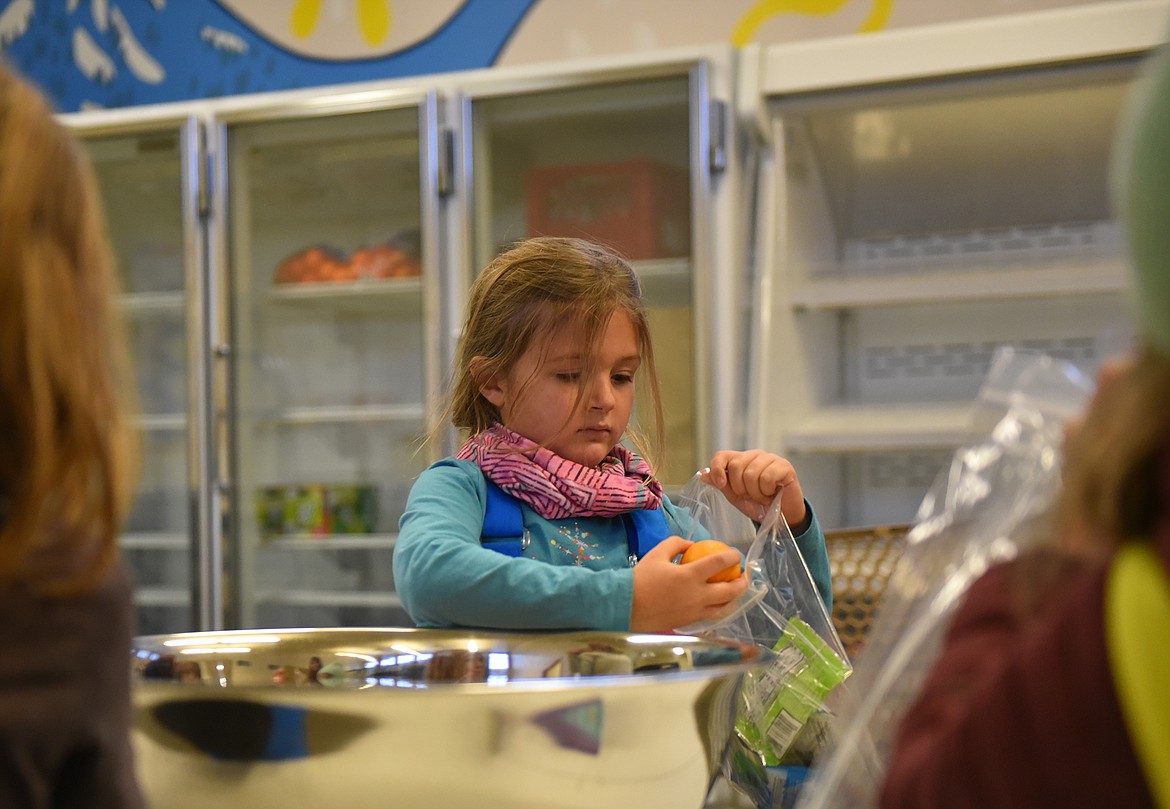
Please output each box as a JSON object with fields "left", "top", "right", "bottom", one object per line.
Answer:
{"left": 444, "top": 237, "right": 666, "bottom": 470}
{"left": 0, "top": 65, "right": 138, "bottom": 595}
{"left": 1058, "top": 346, "right": 1170, "bottom": 550}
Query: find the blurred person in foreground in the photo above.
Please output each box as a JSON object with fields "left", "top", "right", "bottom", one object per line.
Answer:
{"left": 880, "top": 45, "right": 1170, "bottom": 809}
{"left": 0, "top": 62, "right": 145, "bottom": 808}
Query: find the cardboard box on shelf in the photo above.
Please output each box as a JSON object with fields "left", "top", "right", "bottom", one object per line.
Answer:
{"left": 526, "top": 159, "right": 691, "bottom": 260}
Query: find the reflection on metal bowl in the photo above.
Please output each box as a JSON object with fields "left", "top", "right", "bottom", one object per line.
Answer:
{"left": 130, "top": 627, "right": 766, "bottom": 809}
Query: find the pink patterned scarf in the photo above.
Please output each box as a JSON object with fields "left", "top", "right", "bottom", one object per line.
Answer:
{"left": 457, "top": 423, "right": 663, "bottom": 520}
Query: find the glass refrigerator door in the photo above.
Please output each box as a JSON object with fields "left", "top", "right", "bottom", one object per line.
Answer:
{"left": 76, "top": 121, "right": 204, "bottom": 634}
{"left": 457, "top": 61, "right": 720, "bottom": 486}
{"left": 761, "top": 56, "right": 1144, "bottom": 529}
{"left": 218, "top": 93, "right": 440, "bottom": 629}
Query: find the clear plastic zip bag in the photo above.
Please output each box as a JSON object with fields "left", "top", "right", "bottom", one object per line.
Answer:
{"left": 673, "top": 475, "right": 852, "bottom": 807}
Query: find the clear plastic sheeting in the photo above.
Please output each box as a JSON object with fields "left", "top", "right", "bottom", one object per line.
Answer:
{"left": 795, "top": 347, "right": 1093, "bottom": 809}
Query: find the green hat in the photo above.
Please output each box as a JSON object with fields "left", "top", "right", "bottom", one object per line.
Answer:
{"left": 1113, "top": 44, "right": 1170, "bottom": 356}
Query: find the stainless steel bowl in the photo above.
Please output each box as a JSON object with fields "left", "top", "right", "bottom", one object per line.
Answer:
{"left": 130, "top": 628, "right": 765, "bottom": 809}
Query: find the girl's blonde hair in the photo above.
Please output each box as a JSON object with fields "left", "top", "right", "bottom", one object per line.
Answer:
{"left": 1058, "top": 345, "right": 1170, "bottom": 548}
{"left": 0, "top": 65, "right": 138, "bottom": 595}
{"left": 445, "top": 236, "right": 665, "bottom": 470}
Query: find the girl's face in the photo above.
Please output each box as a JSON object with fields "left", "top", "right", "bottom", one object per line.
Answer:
{"left": 480, "top": 310, "right": 640, "bottom": 468}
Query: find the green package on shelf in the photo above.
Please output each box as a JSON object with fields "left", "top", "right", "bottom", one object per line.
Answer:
{"left": 328, "top": 485, "right": 377, "bottom": 534}
{"left": 254, "top": 484, "right": 378, "bottom": 540}
{"left": 254, "top": 485, "right": 329, "bottom": 538}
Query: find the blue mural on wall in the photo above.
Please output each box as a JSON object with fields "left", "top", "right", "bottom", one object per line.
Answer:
{"left": 0, "top": 0, "right": 539, "bottom": 112}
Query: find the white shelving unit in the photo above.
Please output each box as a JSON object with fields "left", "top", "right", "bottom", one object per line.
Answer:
{"left": 749, "top": 0, "right": 1170, "bottom": 529}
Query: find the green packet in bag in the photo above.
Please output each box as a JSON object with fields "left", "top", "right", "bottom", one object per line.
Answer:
{"left": 736, "top": 617, "right": 851, "bottom": 766}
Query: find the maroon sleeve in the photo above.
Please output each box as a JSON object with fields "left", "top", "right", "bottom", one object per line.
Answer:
{"left": 880, "top": 561, "right": 1021, "bottom": 809}
{"left": 880, "top": 553, "right": 1155, "bottom": 809}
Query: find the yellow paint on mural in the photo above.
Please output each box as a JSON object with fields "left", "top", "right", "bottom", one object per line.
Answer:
{"left": 859, "top": 0, "right": 894, "bottom": 31}
{"left": 357, "top": 0, "right": 392, "bottom": 45}
{"left": 290, "top": 0, "right": 321, "bottom": 39}
{"left": 732, "top": 0, "right": 893, "bottom": 45}
{"left": 290, "top": 0, "right": 393, "bottom": 44}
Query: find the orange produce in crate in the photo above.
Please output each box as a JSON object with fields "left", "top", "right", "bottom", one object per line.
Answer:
{"left": 680, "top": 539, "right": 742, "bottom": 582}
{"left": 350, "top": 244, "right": 400, "bottom": 279}
{"left": 274, "top": 245, "right": 350, "bottom": 283}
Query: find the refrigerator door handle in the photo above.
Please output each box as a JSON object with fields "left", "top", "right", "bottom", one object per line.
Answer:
{"left": 437, "top": 125, "right": 455, "bottom": 197}
{"left": 709, "top": 99, "right": 727, "bottom": 174}
{"left": 195, "top": 117, "right": 225, "bottom": 631}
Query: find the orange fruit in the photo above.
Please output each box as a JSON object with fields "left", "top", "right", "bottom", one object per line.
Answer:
{"left": 681, "top": 539, "right": 741, "bottom": 583}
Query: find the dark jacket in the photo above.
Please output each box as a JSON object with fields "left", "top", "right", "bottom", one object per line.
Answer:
{"left": 0, "top": 560, "right": 145, "bottom": 808}
{"left": 880, "top": 452, "right": 1170, "bottom": 809}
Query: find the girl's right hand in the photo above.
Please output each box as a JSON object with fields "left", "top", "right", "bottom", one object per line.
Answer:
{"left": 630, "top": 536, "right": 748, "bottom": 633}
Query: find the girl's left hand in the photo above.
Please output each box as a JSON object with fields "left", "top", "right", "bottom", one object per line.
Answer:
{"left": 701, "top": 449, "right": 809, "bottom": 532}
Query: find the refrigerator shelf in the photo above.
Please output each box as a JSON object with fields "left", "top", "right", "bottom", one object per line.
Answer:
{"left": 783, "top": 403, "right": 974, "bottom": 453}
{"left": 266, "top": 276, "right": 422, "bottom": 314}
{"left": 133, "top": 587, "right": 190, "bottom": 608}
{"left": 792, "top": 260, "right": 1127, "bottom": 310}
{"left": 837, "top": 220, "right": 1120, "bottom": 269}
{"left": 117, "top": 291, "right": 185, "bottom": 314}
{"left": 133, "top": 413, "right": 187, "bottom": 431}
{"left": 258, "top": 403, "right": 426, "bottom": 425}
{"left": 253, "top": 590, "right": 402, "bottom": 608}
{"left": 259, "top": 535, "right": 397, "bottom": 550}
{"left": 120, "top": 532, "right": 188, "bottom": 551}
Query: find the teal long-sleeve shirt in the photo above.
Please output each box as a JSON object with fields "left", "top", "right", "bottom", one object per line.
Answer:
{"left": 393, "top": 458, "right": 831, "bottom": 631}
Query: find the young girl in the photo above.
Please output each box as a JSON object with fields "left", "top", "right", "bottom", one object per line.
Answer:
{"left": 394, "top": 237, "right": 830, "bottom": 633}
{"left": 0, "top": 65, "right": 144, "bottom": 806}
